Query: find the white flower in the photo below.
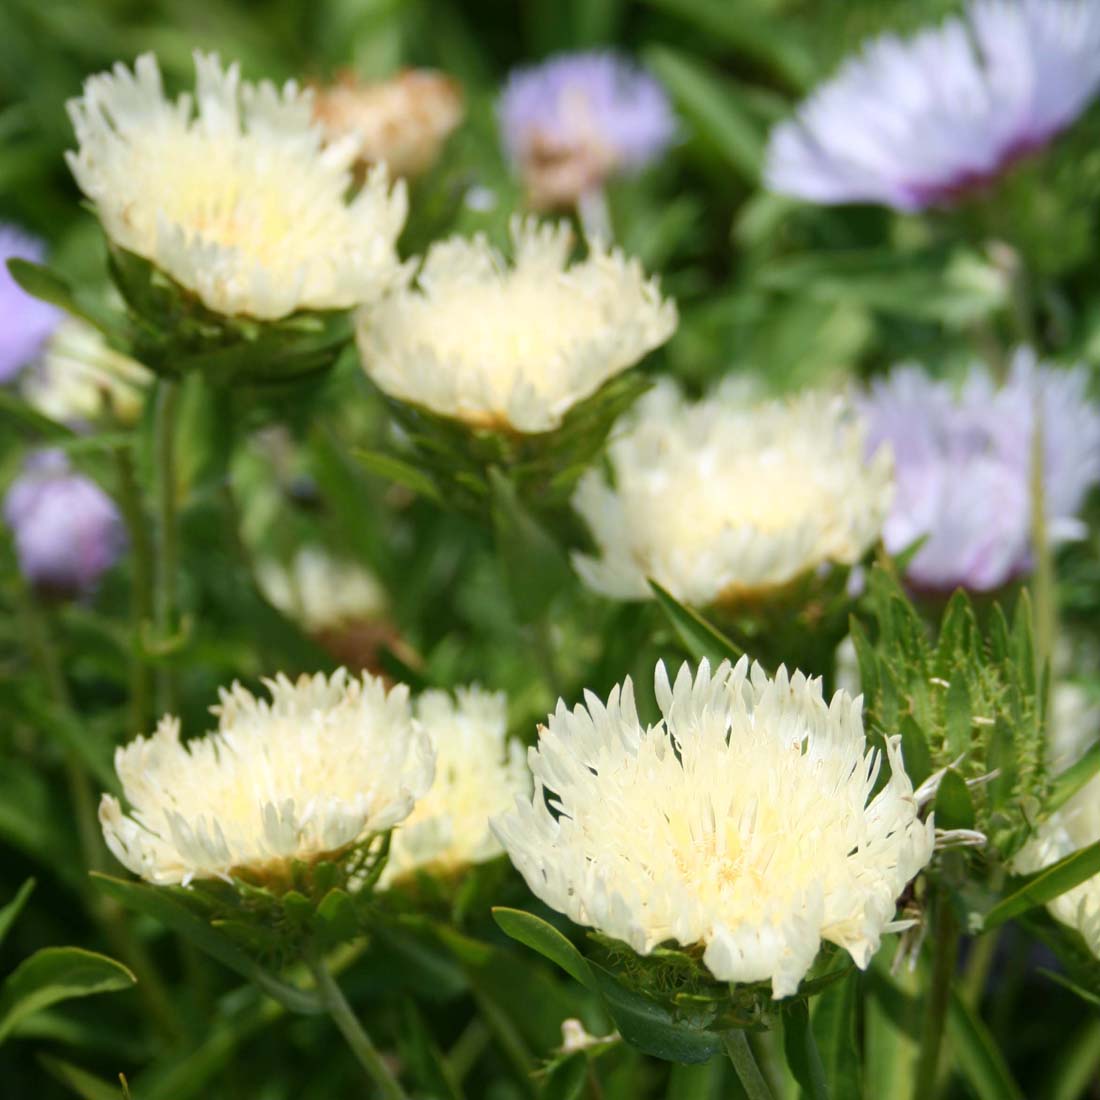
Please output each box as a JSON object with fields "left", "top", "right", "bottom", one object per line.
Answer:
{"left": 356, "top": 218, "right": 676, "bottom": 433}
{"left": 381, "top": 687, "right": 529, "bottom": 887}
{"left": 493, "top": 658, "right": 934, "bottom": 998}
{"left": 313, "top": 69, "right": 464, "bottom": 178}
{"left": 99, "top": 670, "right": 434, "bottom": 887}
{"left": 67, "top": 52, "right": 408, "bottom": 320}
{"left": 765, "top": 0, "right": 1100, "bottom": 211}
{"left": 22, "top": 317, "right": 150, "bottom": 425}
{"left": 257, "top": 547, "right": 386, "bottom": 634}
{"left": 572, "top": 381, "right": 893, "bottom": 605}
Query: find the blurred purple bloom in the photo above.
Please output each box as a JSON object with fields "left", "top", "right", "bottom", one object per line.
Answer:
{"left": 499, "top": 51, "right": 675, "bottom": 208}
{"left": 4, "top": 450, "right": 125, "bottom": 597}
{"left": 765, "top": 0, "right": 1100, "bottom": 211}
{"left": 861, "top": 350, "right": 1100, "bottom": 592}
{"left": 0, "top": 224, "right": 61, "bottom": 382}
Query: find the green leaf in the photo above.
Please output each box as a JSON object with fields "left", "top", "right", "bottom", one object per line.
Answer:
{"left": 6, "top": 258, "right": 117, "bottom": 335}
{"left": 649, "top": 581, "right": 743, "bottom": 665}
{"left": 782, "top": 999, "right": 830, "bottom": 1100}
{"left": 898, "top": 716, "right": 933, "bottom": 789}
{"left": 946, "top": 988, "right": 1025, "bottom": 1100}
{"left": 397, "top": 999, "right": 465, "bottom": 1100}
{"left": 541, "top": 1052, "right": 588, "bottom": 1100}
{"left": 39, "top": 1055, "right": 123, "bottom": 1100}
{"left": 492, "top": 909, "right": 596, "bottom": 991}
{"left": 1037, "top": 967, "right": 1100, "bottom": 1010}
{"left": 490, "top": 469, "right": 572, "bottom": 624}
{"left": 813, "top": 974, "right": 860, "bottom": 1099}
{"left": 644, "top": 46, "right": 762, "bottom": 181}
{"left": 982, "top": 839, "right": 1100, "bottom": 930}
{"left": 935, "top": 769, "right": 976, "bottom": 832}
{"left": 353, "top": 449, "right": 442, "bottom": 503}
{"left": 0, "top": 948, "right": 135, "bottom": 1044}
{"left": 0, "top": 390, "right": 78, "bottom": 440}
{"left": 0, "top": 880, "right": 35, "bottom": 950}
{"left": 1047, "top": 742, "right": 1100, "bottom": 814}
{"left": 92, "top": 873, "right": 322, "bottom": 1014}
{"left": 944, "top": 678, "right": 973, "bottom": 761}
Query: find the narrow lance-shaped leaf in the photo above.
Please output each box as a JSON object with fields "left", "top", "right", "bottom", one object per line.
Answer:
{"left": 649, "top": 580, "right": 743, "bottom": 665}
{"left": 982, "top": 839, "right": 1100, "bottom": 930}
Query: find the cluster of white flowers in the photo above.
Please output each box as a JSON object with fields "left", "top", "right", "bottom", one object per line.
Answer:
{"left": 67, "top": 52, "right": 407, "bottom": 320}
{"left": 493, "top": 658, "right": 934, "bottom": 997}
{"left": 572, "top": 381, "right": 893, "bottom": 606}
{"left": 381, "top": 686, "right": 529, "bottom": 887}
{"left": 357, "top": 218, "right": 676, "bottom": 433}
{"left": 99, "top": 671, "right": 433, "bottom": 886}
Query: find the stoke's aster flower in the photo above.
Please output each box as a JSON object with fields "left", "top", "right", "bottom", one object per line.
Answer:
{"left": 3, "top": 450, "right": 125, "bottom": 596}
{"left": 313, "top": 69, "right": 464, "bottom": 178}
{"left": 493, "top": 658, "right": 934, "bottom": 997}
{"left": 99, "top": 670, "right": 434, "bottom": 886}
{"left": 357, "top": 218, "right": 676, "bottom": 433}
{"left": 67, "top": 52, "right": 407, "bottom": 320}
{"left": 572, "top": 380, "right": 892, "bottom": 606}
{"left": 765, "top": 0, "right": 1100, "bottom": 211}
{"left": 499, "top": 51, "right": 675, "bottom": 210}
{"left": 381, "top": 686, "right": 528, "bottom": 887}
{"left": 0, "top": 224, "right": 61, "bottom": 382}
{"left": 861, "top": 350, "right": 1100, "bottom": 592}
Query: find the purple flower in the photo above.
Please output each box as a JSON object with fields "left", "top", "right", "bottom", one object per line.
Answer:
{"left": 861, "top": 350, "right": 1100, "bottom": 592}
{"left": 499, "top": 51, "right": 675, "bottom": 209}
{"left": 0, "top": 224, "right": 62, "bottom": 383}
{"left": 765, "top": 0, "right": 1100, "bottom": 211}
{"left": 3, "top": 450, "right": 125, "bottom": 597}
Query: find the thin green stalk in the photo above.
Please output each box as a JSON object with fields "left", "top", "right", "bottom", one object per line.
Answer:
{"left": 465, "top": 967, "right": 537, "bottom": 1097}
{"left": 724, "top": 1030, "right": 775, "bottom": 1100}
{"left": 914, "top": 894, "right": 959, "bottom": 1100}
{"left": 153, "top": 378, "right": 181, "bottom": 716}
{"left": 307, "top": 949, "right": 408, "bottom": 1100}
{"left": 112, "top": 444, "right": 153, "bottom": 735}
{"left": 1031, "top": 402, "right": 1056, "bottom": 695}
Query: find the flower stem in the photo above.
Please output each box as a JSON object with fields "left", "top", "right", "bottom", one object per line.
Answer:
{"left": 307, "top": 949, "right": 408, "bottom": 1100}
{"left": 914, "top": 892, "right": 959, "bottom": 1100}
{"left": 723, "top": 1030, "right": 775, "bottom": 1100}
{"left": 153, "top": 378, "right": 181, "bottom": 716}
{"left": 112, "top": 443, "right": 153, "bottom": 735}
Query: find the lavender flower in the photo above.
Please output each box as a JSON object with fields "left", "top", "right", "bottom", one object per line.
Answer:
{"left": 861, "top": 350, "right": 1100, "bottom": 592}
{"left": 1, "top": 224, "right": 61, "bottom": 382}
{"left": 765, "top": 0, "right": 1100, "bottom": 211}
{"left": 3, "top": 451, "right": 125, "bottom": 596}
{"left": 499, "top": 51, "right": 675, "bottom": 210}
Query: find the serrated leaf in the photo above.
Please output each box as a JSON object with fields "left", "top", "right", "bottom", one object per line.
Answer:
{"left": 92, "top": 873, "right": 322, "bottom": 1014}
{"left": 649, "top": 581, "right": 742, "bottom": 665}
{"left": 982, "top": 839, "right": 1100, "bottom": 930}
{"left": 935, "top": 769, "right": 976, "bottom": 831}
{"left": 0, "top": 880, "right": 35, "bottom": 950}
{"left": 946, "top": 987, "right": 1025, "bottom": 1100}
{"left": 0, "top": 948, "right": 135, "bottom": 1044}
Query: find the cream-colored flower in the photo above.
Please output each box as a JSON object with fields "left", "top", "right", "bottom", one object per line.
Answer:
{"left": 22, "top": 318, "right": 149, "bottom": 425}
{"left": 381, "top": 686, "right": 528, "bottom": 887}
{"left": 572, "top": 381, "right": 893, "bottom": 605}
{"left": 67, "top": 52, "right": 407, "bottom": 321}
{"left": 313, "top": 69, "right": 463, "bottom": 178}
{"left": 257, "top": 547, "right": 386, "bottom": 634}
{"left": 356, "top": 218, "right": 676, "bottom": 433}
{"left": 493, "top": 658, "right": 933, "bottom": 998}
{"left": 99, "top": 670, "right": 434, "bottom": 887}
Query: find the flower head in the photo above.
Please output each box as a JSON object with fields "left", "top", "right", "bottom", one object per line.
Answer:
{"left": 0, "top": 224, "right": 61, "bottom": 382}
{"left": 381, "top": 686, "right": 528, "bottom": 887}
{"left": 67, "top": 52, "right": 407, "bottom": 320}
{"left": 493, "top": 658, "right": 934, "bottom": 997}
{"left": 860, "top": 350, "right": 1100, "bottom": 592}
{"left": 765, "top": 0, "right": 1100, "bottom": 211}
{"left": 499, "top": 52, "right": 675, "bottom": 210}
{"left": 99, "top": 670, "right": 434, "bottom": 887}
{"left": 313, "top": 69, "right": 464, "bottom": 178}
{"left": 23, "top": 317, "right": 149, "bottom": 426}
{"left": 572, "top": 380, "right": 892, "bottom": 605}
{"left": 3, "top": 450, "right": 125, "bottom": 596}
{"left": 357, "top": 218, "right": 676, "bottom": 433}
